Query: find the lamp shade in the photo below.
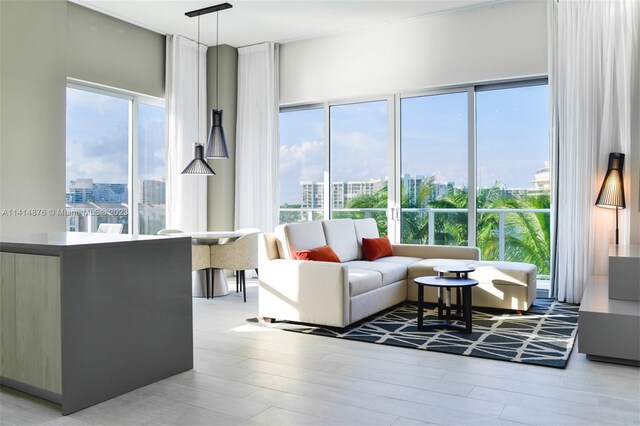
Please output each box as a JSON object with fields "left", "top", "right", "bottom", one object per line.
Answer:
{"left": 181, "top": 143, "right": 216, "bottom": 175}
{"left": 205, "top": 109, "right": 229, "bottom": 159}
{"left": 596, "top": 152, "right": 625, "bottom": 209}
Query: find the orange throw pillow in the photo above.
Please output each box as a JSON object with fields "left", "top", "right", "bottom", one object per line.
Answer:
{"left": 362, "top": 236, "right": 393, "bottom": 261}
{"left": 294, "top": 245, "right": 341, "bottom": 262}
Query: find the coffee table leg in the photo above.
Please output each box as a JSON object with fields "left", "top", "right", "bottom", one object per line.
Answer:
{"left": 418, "top": 284, "right": 424, "bottom": 329}
{"left": 445, "top": 287, "right": 451, "bottom": 321}
{"left": 464, "top": 287, "right": 473, "bottom": 333}
{"left": 437, "top": 287, "right": 443, "bottom": 318}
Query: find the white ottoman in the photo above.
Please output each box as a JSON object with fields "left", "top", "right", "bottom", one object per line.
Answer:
{"left": 468, "top": 261, "right": 537, "bottom": 311}
{"left": 407, "top": 259, "right": 537, "bottom": 311}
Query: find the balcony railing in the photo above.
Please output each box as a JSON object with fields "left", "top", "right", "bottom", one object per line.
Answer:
{"left": 279, "top": 207, "right": 550, "bottom": 277}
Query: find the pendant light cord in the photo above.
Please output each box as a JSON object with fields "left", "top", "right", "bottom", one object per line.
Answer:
{"left": 197, "top": 15, "right": 201, "bottom": 141}
{"left": 216, "top": 11, "right": 219, "bottom": 109}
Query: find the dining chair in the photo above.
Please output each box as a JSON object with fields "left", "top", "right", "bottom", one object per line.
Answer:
{"left": 209, "top": 230, "right": 260, "bottom": 302}
{"left": 97, "top": 223, "right": 124, "bottom": 234}
{"left": 157, "top": 229, "right": 185, "bottom": 235}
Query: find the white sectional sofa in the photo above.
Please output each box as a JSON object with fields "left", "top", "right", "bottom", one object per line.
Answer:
{"left": 258, "top": 218, "right": 537, "bottom": 327}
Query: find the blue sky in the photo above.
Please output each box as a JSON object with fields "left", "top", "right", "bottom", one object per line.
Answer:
{"left": 476, "top": 85, "right": 549, "bottom": 189}
{"left": 279, "top": 85, "right": 549, "bottom": 205}
{"left": 67, "top": 84, "right": 548, "bottom": 205}
{"left": 66, "top": 88, "right": 165, "bottom": 192}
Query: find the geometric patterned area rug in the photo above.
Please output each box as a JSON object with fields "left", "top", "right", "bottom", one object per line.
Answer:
{"left": 249, "top": 299, "right": 579, "bottom": 368}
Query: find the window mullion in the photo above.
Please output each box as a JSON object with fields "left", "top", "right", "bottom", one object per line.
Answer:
{"left": 467, "top": 87, "right": 477, "bottom": 248}
{"left": 390, "top": 94, "right": 401, "bottom": 244}
{"left": 324, "top": 101, "right": 331, "bottom": 220}
{"left": 130, "top": 98, "right": 138, "bottom": 234}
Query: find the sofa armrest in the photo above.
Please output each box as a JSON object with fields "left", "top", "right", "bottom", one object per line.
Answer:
{"left": 258, "top": 259, "right": 350, "bottom": 327}
{"left": 391, "top": 244, "right": 480, "bottom": 261}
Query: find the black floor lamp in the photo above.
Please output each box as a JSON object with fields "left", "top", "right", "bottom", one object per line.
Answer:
{"left": 595, "top": 152, "right": 626, "bottom": 244}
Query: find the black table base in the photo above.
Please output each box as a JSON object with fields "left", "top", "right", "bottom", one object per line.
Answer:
{"left": 417, "top": 283, "right": 474, "bottom": 333}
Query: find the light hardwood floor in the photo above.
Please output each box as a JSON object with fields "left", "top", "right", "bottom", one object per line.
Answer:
{"left": 2, "top": 279, "right": 639, "bottom": 425}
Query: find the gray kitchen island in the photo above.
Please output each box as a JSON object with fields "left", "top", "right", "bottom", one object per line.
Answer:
{"left": 0, "top": 232, "right": 193, "bottom": 415}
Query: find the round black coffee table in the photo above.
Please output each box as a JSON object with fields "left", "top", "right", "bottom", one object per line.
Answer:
{"left": 414, "top": 276, "right": 478, "bottom": 333}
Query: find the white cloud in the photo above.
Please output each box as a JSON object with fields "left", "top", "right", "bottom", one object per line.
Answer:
{"left": 279, "top": 139, "right": 325, "bottom": 204}
{"left": 279, "top": 139, "right": 323, "bottom": 175}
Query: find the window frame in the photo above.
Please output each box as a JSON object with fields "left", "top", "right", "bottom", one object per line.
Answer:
{"left": 278, "top": 77, "right": 549, "bottom": 250}
{"left": 327, "top": 96, "right": 393, "bottom": 226}
{"left": 66, "top": 79, "right": 166, "bottom": 234}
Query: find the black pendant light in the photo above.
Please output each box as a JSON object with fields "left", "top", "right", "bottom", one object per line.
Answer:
{"left": 186, "top": 3, "right": 232, "bottom": 159}
{"left": 181, "top": 143, "right": 216, "bottom": 175}
{"left": 181, "top": 13, "right": 215, "bottom": 175}
{"left": 206, "top": 109, "right": 229, "bottom": 158}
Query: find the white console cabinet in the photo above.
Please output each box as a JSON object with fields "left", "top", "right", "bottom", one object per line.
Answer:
{"left": 578, "top": 245, "right": 640, "bottom": 365}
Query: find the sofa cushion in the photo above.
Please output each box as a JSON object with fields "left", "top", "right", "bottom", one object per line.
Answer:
{"left": 354, "top": 218, "right": 380, "bottom": 259}
{"left": 293, "top": 245, "right": 341, "bottom": 262}
{"left": 374, "top": 256, "right": 423, "bottom": 267}
{"left": 343, "top": 260, "right": 407, "bottom": 286}
{"left": 362, "top": 236, "right": 393, "bottom": 261}
{"left": 322, "top": 219, "right": 359, "bottom": 262}
{"left": 348, "top": 268, "right": 383, "bottom": 297}
{"left": 407, "top": 258, "right": 475, "bottom": 279}
{"left": 282, "top": 221, "right": 327, "bottom": 258}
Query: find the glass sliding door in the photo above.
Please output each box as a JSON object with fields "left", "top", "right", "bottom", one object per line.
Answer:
{"left": 399, "top": 92, "right": 468, "bottom": 245}
{"left": 278, "top": 107, "right": 326, "bottom": 224}
{"left": 476, "top": 84, "right": 550, "bottom": 276}
{"left": 330, "top": 100, "right": 389, "bottom": 236}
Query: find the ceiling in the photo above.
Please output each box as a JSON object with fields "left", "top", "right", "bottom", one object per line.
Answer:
{"left": 70, "top": 0, "right": 504, "bottom": 48}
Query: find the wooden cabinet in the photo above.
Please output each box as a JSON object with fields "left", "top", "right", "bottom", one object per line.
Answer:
{"left": 1, "top": 253, "right": 61, "bottom": 395}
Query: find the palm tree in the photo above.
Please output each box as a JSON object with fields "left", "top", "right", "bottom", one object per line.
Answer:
{"left": 345, "top": 185, "right": 389, "bottom": 236}
{"left": 504, "top": 192, "right": 551, "bottom": 275}
{"left": 476, "top": 183, "right": 550, "bottom": 275}
{"left": 400, "top": 176, "right": 435, "bottom": 244}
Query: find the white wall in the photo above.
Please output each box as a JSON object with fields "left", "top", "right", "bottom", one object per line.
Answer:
{"left": 0, "top": 0, "right": 67, "bottom": 237}
{"left": 280, "top": 1, "right": 547, "bottom": 104}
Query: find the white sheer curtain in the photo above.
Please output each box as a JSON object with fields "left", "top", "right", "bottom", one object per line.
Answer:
{"left": 549, "top": 0, "right": 639, "bottom": 302}
{"left": 166, "top": 35, "right": 208, "bottom": 232}
{"left": 235, "top": 42, "right": 280, "bottom": 232}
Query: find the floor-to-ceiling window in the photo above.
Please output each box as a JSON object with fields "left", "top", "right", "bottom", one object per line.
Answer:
{"left": 330, "top": 100, "right": 389, "bottom": 236}
{"left": 476, "top": 83, "right": 550, "bottom": 277}
{"left": 66, "top": 82, "right": 166, "bottom": 234}
{"left": 277, "top": 79, "right": 550, "bottom": 277}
